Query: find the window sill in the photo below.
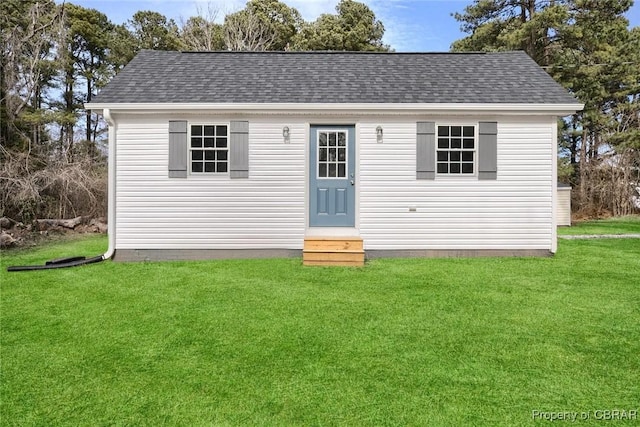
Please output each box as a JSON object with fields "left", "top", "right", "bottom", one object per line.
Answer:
{"left": 187, "top": 173, "right": 231, "bottom": 180}
{"left": 434, "top": 175, "right": 479, "bottom": 181}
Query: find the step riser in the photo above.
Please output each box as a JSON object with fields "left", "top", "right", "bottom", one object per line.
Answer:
{"left": 303, "top": 260, "right": 364, "bottom": 267}
{"left": 303, "top": 240, "right": 363, "bottom": 251}
{"left": 303, "top": 252, "right": 365, "bottom": 262}
{"left": 303, "top": 237, "right": 365, "bottom": 266}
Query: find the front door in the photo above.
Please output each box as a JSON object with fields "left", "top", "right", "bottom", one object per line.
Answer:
{"left": 309, "top": 125, "right": 355, "bottom": 227}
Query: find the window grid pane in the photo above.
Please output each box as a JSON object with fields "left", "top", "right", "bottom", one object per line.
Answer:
{"left": 436, "top": 125, "right": 475, "bottom": 175}
{"left": 318, "top": 131, "right": 347, "bottom": 178}
{"left": 190, "top": 124, "right": 229, "bottom": 174}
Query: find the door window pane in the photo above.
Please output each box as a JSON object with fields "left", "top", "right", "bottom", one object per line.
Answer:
{"left": 317, "top": 130, "right": 347, "bottom": 178}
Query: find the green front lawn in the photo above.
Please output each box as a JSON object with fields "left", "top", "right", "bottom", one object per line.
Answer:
{"left": 1, "top": 236, "right": 639, "bottom": 426}
{"left": 558, "top": 215, "right": 640, "bottom": 235}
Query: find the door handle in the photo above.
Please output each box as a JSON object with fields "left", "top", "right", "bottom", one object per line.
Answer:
{"left": 350, "top": 180, "right": 354, "bottom": 185}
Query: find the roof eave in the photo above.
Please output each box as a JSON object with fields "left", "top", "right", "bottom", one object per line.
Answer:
{"left": 86, "top": 102, "right": 584, "bottom": 116}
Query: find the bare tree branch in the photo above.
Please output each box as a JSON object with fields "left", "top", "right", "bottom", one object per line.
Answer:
{"left": 224, "top": 9, "right": 275, "bottom": 51}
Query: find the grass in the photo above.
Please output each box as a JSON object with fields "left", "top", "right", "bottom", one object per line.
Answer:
{"left": 1, "top": 235, "right": 639, "bottom": 426}
{"left": 558, "top": 215, "right": 640, "bottom": 235}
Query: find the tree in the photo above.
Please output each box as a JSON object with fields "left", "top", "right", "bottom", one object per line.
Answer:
{"left": 0, "top": 1, "right": 111, "bottom": 222}
{"left": 551, "top": 1, "right": 639, "bottom": 214}
{"left": 109, "top": 24, "right": 137, "bottom": 71}
{"left": 452, "top": 0, "right": 570, "bottom": 65}
{"left": 223, "top": 8, "right": 275, "bottom": 51}
{"left": 294, "top": 0, "right": 388, "bottom": 51}
{"left": 221, "top": 0, "right": 302, "bottom": 51}
{"left": 62, "top": 3, "right": 114, "bottom": 148}
{"left": 244, "top": 0, "right": 302, "bottom": 50}
{"left": 182, "top": 16, "right": 225, "bottom": 51}
{"left": 128, "top": 10, "right": 182, "bottom": 51}
{"left": 0, "top": 0, "right": 63, "bottom": 152}
{"left": 180, "top": 3, "right": 225, "bottom": 51}
{"left": 452, "top": 0, "right": 640, "bottom": 216}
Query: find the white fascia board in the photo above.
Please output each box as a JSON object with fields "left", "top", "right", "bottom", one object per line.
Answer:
{"left": 86, "top": 102, "right": 584, "bottom": 116}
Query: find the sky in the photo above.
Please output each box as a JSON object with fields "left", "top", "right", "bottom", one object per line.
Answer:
{"left": 63, "top": 0, "right": 640, "bottom": 52}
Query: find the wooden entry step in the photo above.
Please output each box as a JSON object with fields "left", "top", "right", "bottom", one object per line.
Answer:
{"left": 303, "top": 237, "right": 365, "bottom": 266}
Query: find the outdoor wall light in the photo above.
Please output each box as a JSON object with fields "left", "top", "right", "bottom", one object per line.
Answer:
{"left": 283, "top": 126, "right": 290, "bottom": 143}
{"left": 376, "top": 125, "right": 383, "bottom": 143}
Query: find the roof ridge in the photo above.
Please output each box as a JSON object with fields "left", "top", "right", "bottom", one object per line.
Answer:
{"left": 178, "top": 50, "right": 492, "bottom": 55}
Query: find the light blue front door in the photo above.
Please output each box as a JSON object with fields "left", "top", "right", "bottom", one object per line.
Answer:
{"left": 309, "top": 125, "right": 355, "bottom": 227}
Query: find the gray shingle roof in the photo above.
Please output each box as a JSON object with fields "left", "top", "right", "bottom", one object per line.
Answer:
{"left": 93, "top": 50, "right": 578, "bottom": 105}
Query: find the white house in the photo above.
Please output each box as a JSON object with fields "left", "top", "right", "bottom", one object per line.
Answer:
{"left": 87, "top": 50, "right": 583, "bottom": 265}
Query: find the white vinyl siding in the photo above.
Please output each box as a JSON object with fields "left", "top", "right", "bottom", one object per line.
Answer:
{"left": 358, "top": 117, "right": 555, "bottom": 250}
{"left": 114, "top": 113, "right": 556, "bottom": 252}
{"left": 115, "top": 115, "right": 306, "bottom": 249}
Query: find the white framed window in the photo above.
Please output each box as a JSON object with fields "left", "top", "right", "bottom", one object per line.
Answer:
{"left": 190, "top": 124, "right": 228, "bottom": 174}
{"left": 437, "top": 125, "right": 476, "bottom": 175}
{"left": 317, "top": 130, "right": 348, "bottom": 178}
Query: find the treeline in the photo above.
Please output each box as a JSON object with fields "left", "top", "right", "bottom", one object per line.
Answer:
{"left": 453, "top": 0, "right": 640, "bottom": 216}
{"left": 0, "top": 0, "right": 387, "bottom": 221}
{"left": 1, "top": 0, "right": 638, "bottom": 223}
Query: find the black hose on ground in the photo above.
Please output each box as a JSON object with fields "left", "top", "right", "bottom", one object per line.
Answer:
{"left": 46, "top": 256, "right": 88, "bottom": 265}
{"left": 7, "top": 255, "right": 105, "bottom": 272}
